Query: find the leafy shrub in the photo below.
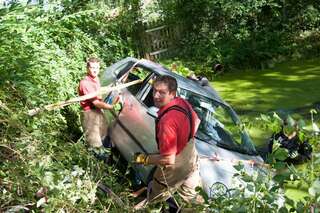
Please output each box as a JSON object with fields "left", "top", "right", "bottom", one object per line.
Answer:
{"left": 1, "top": 2, "right": 319, "bottom": 212}
{"left": 0, "top": 2, "right": 138, "bottom": 211}
{"left": 157, "top": 0, "right": 320, "bottom": 72}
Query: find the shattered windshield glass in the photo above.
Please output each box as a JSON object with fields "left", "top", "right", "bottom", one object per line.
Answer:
{"left": 178, "top": 88, "right": 257, "bottom": 155}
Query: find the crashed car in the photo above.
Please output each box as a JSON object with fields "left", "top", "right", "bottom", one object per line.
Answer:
{"left": 101, "top": 57, "right": 265, "bottom": 196}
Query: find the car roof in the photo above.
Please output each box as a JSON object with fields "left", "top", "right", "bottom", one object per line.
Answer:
{"left": 120, "top": 57, "right": 226, "bottom": 104}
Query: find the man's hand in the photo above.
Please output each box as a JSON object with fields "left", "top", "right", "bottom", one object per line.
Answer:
{"left": 133, "top": 152, "right": 149, "bottom": 165}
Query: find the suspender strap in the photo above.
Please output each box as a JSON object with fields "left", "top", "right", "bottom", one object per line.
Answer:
{"left": 155, "top": 105, "right": 193, "bottom": 148}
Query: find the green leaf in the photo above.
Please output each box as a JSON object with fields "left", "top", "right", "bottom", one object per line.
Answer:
{"left": 234, "top": 163, "right": 244, "bottom": 171}
{"left": 274, "top": 161, "right": 286, "bottom": 169}
{"left": 241, "top": 174, "right": 253, "bottom": 182}
{"left": 273, "top": 148, "right": 288, "bottom": 161}
{"left": 296, "top": 201, "right": 305, "bottom": 213}
{"left": 285, "top": 196, "right": 295, "bottom": 207}
{"left": 246, "top": 183, "right": 254, "bottom": 192}
{"left": 260, "top": 114, "right": 270, "bottom": 122}
{"left": 272, "top": 112, "right": 283, "bottom": 122}
{"left": 278, "top": 206, "right": 289, "bottom": 213}
{"left": 273, "top": 173, "right": 290, "bottom": 184}
{"left": 308, "top": 179, "right": 320, "bottom": 197}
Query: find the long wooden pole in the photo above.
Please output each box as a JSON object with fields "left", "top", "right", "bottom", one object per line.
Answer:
{"left": 28, "top": 79, "right": 143, "bottom": 116}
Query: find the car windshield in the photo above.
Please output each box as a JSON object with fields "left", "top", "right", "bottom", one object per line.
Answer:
{"left": 178, "top": 88, "right": 257, "bottom": 155}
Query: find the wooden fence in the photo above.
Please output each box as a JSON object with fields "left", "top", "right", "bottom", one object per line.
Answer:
{"left": 137, "top": 21, "right": 182, "bottom": 61}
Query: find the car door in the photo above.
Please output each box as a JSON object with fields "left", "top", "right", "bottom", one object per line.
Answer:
{"left": 109, "top": 66, "right": 158, "bottom": 183}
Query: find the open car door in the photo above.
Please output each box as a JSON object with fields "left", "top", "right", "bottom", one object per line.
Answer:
{"left": 107, "top": 65, "right": 158, "bottom": 183}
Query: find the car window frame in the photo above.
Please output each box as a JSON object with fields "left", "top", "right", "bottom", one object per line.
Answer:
{"left": 134, "top": 74, "right": 155, "bottom": 101}
{"left": 116, "top": 63, "right": 156, "bottom": 104}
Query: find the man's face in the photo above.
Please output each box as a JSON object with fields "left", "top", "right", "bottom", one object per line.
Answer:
{"left": 153, "top": 82, "right": 176, "bottom": 108}
{"left": 87, "top": 62, "right": 100, "bottom": 78}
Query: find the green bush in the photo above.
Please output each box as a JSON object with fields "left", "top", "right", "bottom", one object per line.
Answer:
{"left": 158, "top": 0, "right": 320, "bottom": 72}
{"left": 1, "top": 1, "right": 319, "bottom": 212}
{"left": 0, "top": 2, "right": 138, "bottom": 211}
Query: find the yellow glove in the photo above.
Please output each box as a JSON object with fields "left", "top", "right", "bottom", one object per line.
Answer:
{"left": 133, "top": 153, "right": 149, "bottom": 165}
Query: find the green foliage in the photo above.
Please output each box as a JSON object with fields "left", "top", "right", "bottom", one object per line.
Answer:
{"left": 0, "top": 1, "right": 140, "bottom": 211}
{"left": 161, "top": 59, "right": 215, "bottom": 80}
{"left": 197, "top": 165, "right": 286, "bottom": 212}
{"left": 1, "top": 1, "right": 319, "bottom": 212}
{"left": 158, "top": 0, "right": 320, "bottom": 71}
{"left": 254, "top": 112, "right": 319, "bottom": 207}
{"left": 195, "top": 151, "right": 320, "bottom": 212}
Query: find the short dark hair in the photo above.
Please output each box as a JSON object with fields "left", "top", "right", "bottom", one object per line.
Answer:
{"left": 153, "top": 75, "right": 177, "bottom": 93}
{"left": 86, "top": 57, "right": 100, "bottom": 68}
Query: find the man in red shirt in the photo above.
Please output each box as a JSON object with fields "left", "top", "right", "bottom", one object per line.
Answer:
{"left": 134, "top": 75, "right": 202, "bottom": 208}
{"left": 78, "top": 57, "right": 116, "bottom": 148}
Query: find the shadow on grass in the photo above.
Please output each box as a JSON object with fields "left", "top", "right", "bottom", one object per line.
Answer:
{"left": 213, "top": 59, "right": 320, "bottom": 113}
{"left": 213, "top": 59, "right": 320, "bottom": 146}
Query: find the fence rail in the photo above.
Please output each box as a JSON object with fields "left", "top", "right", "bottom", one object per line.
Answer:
{"left": 138, "top": 21, "right": 182, "bottom": 61}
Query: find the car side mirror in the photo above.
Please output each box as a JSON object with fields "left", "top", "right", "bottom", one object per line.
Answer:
{"left": 147, "top": 106, "right": 159, "bottom": 118}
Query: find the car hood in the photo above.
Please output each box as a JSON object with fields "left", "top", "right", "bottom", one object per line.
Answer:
{"left": 195, "top": 138, "right": 266, "bottom": 196}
